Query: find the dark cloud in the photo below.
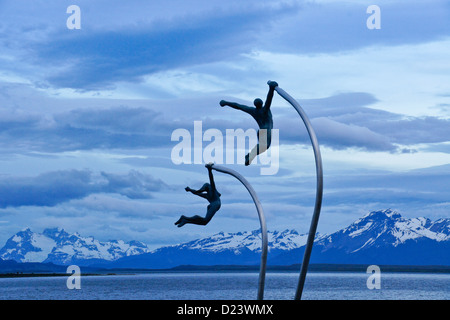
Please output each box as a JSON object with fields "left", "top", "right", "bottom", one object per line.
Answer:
{"left": 0, "top": 169, "right": 166, "bottom": 208}
{"left": 0, "top": 170, "right": 93, "bottom": 208}
{"left": 32, "top": 4, "right": 295, "bottom": 90}
{"left": 369, "top": 116, "right": 450, "bottom": 145}
{"left": 274, "top": 92, "right": 450, "bottom": 152}
{"left": 0, "top": 91, "right": 448, "bottom": 154}
{"left": 258, "top": 164, "right": 450, "bottom": 214}
{"left": 100, "top": 170, "right": 167, "bottom": 199}
{"left": 266, "top": 1, "right": 450, "bottom": 55}
{"left": 322, "top": 165, "right": 450, "bottom": 209}
{"left": 3, "top": 1, "right": 449, "bottom": 92}
{"left": 0, "top": 105, "right": 185, "bottom": 152}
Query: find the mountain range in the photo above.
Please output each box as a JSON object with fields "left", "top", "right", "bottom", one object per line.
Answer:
{"left": 0, "top": 227, "right": 150, "bottom": 266}
{"left": 1, "top": 209, "right": 449, "bottom": 270}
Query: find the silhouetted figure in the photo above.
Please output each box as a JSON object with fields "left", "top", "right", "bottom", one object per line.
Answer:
{"left": 220, "top": 80, "right": 278, "bottom": 165}
{"left": 175, "top": 163, "right": 221, "bottom": 227}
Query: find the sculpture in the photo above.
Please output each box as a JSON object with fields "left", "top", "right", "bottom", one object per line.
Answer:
{"left": 174, "top": 81, "right": 323, "bottom": 300}
{"left": 219, "top": 81, "right": 278, "bottom": 165}
{"left": 174, "top": 163, "right": 221, "bottom": 227}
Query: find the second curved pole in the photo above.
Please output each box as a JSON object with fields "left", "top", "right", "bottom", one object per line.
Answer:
{"left": 274, "top": 85, "right": 324, "bottom": 300}
{"left": 210, "top": 164, "right": 268, "bottom": 301}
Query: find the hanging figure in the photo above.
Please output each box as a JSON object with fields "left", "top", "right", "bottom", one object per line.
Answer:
{"left": 175, "top": 163, "right": 221, "bottom": 228}
{"left": 220, "top": 80, "right": 278, "bottom": 166}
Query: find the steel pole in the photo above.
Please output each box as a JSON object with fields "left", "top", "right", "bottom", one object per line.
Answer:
{"left": 210, "top": 164, "right": 268, "bottom": 300}
{"left": 274, "top": 86, "right": 324, "bottom": 300}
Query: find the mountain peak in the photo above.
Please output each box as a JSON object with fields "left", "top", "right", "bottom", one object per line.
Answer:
{"left": 0, "top": 228, "right": 150, "bottom": 265}
{"left": 363, "top": 209, "right": 401, "bottom": 220}
{"left": 165, "top": 229, "right": 309, "bottom": 254}
{"left": 42, "top": 227, "right": 69, "bottom": 239}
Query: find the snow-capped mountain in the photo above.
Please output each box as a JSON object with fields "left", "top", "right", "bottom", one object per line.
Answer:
{"left": 1, "top": 210, "right": 449, "bottom": 269}
{"left": 96, "top": 229, "right": 313, "bottom": 269}
{"left": 177, "top": 229, "right": 313, "bottom": 253}
{"left": 107, "top": 209, "right": 449, "bottom": 268}
{"left": 0, "top": 227, "right": 150, "bottom": 265}
{"left": 317, "top": 209, "right": 449, "bottom": 252}
{"left": 275, "top": 209, "right": 450, "bottom": 266}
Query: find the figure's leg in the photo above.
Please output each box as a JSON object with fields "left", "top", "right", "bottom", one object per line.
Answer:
{"left": 246, "top": 144, "right": 259, "bottom": 166}
{"left": 245, "top": 129, "right": 269, "bottom": 166}
{"left": 175, "top": 215, "right": 186, "bottom": 226}
{"left": 175, "top": 203, "right": 220, "bottom": 227}
{"left": 175, "top": 214, "right": 209, "bottom": 227}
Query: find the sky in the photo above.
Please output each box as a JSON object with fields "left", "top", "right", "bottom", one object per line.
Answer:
{"left": 0, "top": 0, "right": 449, "bottom": 249}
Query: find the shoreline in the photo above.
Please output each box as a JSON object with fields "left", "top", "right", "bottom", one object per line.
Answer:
{"left": 0, "top": 272, "right": 113, "bottom": 279}
{"left": 1, "top": 263, "right": 449, "bottom": 278}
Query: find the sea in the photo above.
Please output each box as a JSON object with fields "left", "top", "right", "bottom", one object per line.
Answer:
{"left": 0, "top": 272, "right": 448, "bottom": 300}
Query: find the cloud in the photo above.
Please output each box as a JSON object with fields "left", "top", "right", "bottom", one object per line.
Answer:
{"left": 2, "top": 0, "right": 449, "bottom": 96}
{"left": 369, "top": 116, "right": 450, "bottom": 145}
{"left": 256, "top": 163, "right": 450, "bottom": 222}
{"left": 266, "top": 0, "right": 450, "bottom": 54}
{"left": 100, "top": 170, "right": 167, "bottom": 199}
{"left": 312, "top": 117, "right": 396, "bottom": 151}
{"left": 272, "top": 91, "right": 450, "bottom": 152}
{"left": 0, "top": 170, "right": 93, "bottom": 208}
{"left": 25, "top": 2, "right": 297, "bottom": 90}
{"left": 0, "top": 169, "right": 166, "bottom": 208}
{"left": 322, "top": 165, "right": 450, "bottom": 212}
{"left": 15, "top": 0, "right": 450, "bottom": 92}
{"left": 1, "top": 89, "right": 448, "bottom": 155}
{"left": 0, "top": 104, "right": 186, "bottom": 152}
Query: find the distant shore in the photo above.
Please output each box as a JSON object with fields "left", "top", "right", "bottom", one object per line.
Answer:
{"left": 1, "top": 263, "right": 449, "bottom": 279}
{"left": 156, "top": 263, "right": 450, "bottom": 274}
{"left": 0, "top": 272, "right": 112, "bottom": 278}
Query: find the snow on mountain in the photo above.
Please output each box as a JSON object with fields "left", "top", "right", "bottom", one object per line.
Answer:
{"left": 176, "top": 229, "right": 312, "bottom": 253}
{"left": 0, "top": 228, "right": 56, "bottom": 263}
{"left": 290, "top": 209, "right": 450, "bottom": 266}
{"left": 145, "top": 209, "right": 449, "bottom": 268}
{"left": 1, "top": 209, "right": 449, "bottom": 268}
{"left": 0, "top": 227, "right": 150, "bottom": 265}
{"left": 172, "top": 209, "right": 449, "bottom": 258}
{"left": 97, "top": 229, "right": 316, "bottom": 269}
{"left": 316, "top": 209, "right": 450, "bottom": 254}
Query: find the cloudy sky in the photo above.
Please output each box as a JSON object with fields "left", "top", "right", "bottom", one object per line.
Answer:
{"left": 0, "top": 0, "right": 449, "bottom": 249}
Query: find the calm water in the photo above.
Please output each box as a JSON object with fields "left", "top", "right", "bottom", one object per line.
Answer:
{"left": 0, "top": 272, "right": 448, "bottom": 300}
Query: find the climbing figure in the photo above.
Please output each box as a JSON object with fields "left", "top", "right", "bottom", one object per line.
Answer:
{"left": 220, "top": 80, "right": 278, "bottom": 166}
{"left": 175, "top": 163, "right": 221, "bottom": 227}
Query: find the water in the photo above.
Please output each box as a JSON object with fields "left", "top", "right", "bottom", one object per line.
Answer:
{"left": 0, "top": 272, "right": 448, "bottom": 300}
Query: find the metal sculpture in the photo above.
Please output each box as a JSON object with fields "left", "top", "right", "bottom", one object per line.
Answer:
{"left": 175, "top": 163, "right": 221, "bottom": 227}
{"left": 219, "top": 81, "right": 278, "bottom": 166}
{"left": 175, "top": 80, "right": 323, "bottom": 301}
{"left": 210, "top": 164, "right": 268, "bottom": 301}
{"left": 272, "top": 83, "right": 324, "bottom": 300}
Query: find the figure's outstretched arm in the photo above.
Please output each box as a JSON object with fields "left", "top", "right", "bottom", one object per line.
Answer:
{"left": 205, "top": 163, "right": 216, "bottom": 191}
{"left": 263, "top": 81, "right": 278, "bottom": 115}
{"left": 186, "top": 186, "right": 208, "bottom": 199}
{"left": 220, "top": 100, "right": 254, "bottom": 115}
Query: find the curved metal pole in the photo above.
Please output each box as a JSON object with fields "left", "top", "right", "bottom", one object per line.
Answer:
{"left": 274, "top": 85, "right": 324, "bottom": 300}
{"left": 210, "top": 164, "right": 268, "bottom": 300}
